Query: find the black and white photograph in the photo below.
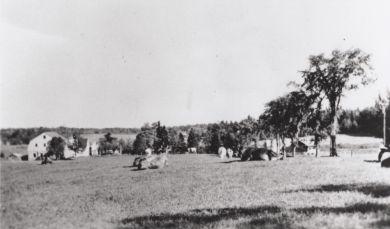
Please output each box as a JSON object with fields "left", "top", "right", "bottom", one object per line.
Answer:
{"left": 1, "top": 0, "right": 389, "bottom": 228}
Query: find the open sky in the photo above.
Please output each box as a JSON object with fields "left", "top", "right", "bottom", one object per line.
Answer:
{"left": 1, "top": 0, "right": 389, "bottom": 128}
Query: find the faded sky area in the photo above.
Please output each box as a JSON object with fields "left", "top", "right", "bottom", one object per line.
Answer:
{"left": 1, "top": 0, "right": 389, "bottom": 128}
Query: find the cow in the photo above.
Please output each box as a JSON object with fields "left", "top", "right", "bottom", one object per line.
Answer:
{"left": 148, "top": 154, "right": 168, "bottom": 169}
{"left": 138, "top": 154, "right": 169, "bottom": 170}
{"left": 145, "top": 148, "right": 153, "bottom": 156}
{"left": 188, "top": 147, "right": 197, "bottom": 154}
{"left": 133, "top": 156, "right": 144, "bottom": 167}
{"left": 378, "top": 145, "right": 390, "bottom": 162}
{"left": 381, "top": 157, "right": 390, "bottom": 168}
{"left": 134, "top": 147, "right": 170, "bottom": 170}
{"left": 132, "top": 148, "right": 153, "bottom": 167}
{"left": 226, "top": 148, "right": 234, "bottom": 158}
{"left": 218, "top": 146, "right": 227, "bottom": 159}
{"left": 241, "top": 147, "right": 281, "bottom": 161}
{"left": 41, "top": 154, "right": 53, "bottom": 165}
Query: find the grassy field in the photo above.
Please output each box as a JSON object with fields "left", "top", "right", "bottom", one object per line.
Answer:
{"left": 0, "top": 145, "right": 27, "bottom": 158}
{"left": 1, "top": 148, "right": 389, "bottom": 229}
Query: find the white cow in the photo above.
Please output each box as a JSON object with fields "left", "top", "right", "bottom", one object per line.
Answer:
{"left": 218, "top": 146, "right": 227, "bottom": 159}
{"left": 145, "top": 148, "right": 152, "bottom": 156}
{"left": 226, "top": 148, "right": 234, "bottom": 158}
{"left": 188, "top": 147, "right": 197, "bottom": 154}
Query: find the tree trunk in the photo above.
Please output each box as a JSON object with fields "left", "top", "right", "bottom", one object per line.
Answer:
{"left": 315, "top": 133, "right": 319, "bottom": 157}
{"left": 276, "top": 133, "right": 280, "bottom": 154}
{"left": 384, "top": 108, "right": 387, "bottom": 146}
{"left": 291, "top": 137, "right": 296, "bottom": 158}
{"left": 282, "top": 137, "right": 286, "bottom": 160}
{"left": 330, "top": 107, "right": 338, "bottom": 156}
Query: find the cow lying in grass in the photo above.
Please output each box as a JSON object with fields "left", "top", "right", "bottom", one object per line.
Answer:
{"left": 241, "top": 147, "right": 281, "bottom": 161}
{"left": 218, "top": 146, "right": 227, "bottom": 159}
{"left": 218, "top": 146, "right": 235, "bottom": 159}
{"left": 133, "top": 154, "right": 168, "bottom": 170}
{"left": 381, "top": 157, "right": 390, "bottom": 168}
{"left": 378, "top": 145, "right": 390, "bottom": 162}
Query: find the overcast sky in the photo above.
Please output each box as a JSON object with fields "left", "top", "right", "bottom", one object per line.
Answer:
{"left": 1, "top": 0, "right": 389, "bottom": 128}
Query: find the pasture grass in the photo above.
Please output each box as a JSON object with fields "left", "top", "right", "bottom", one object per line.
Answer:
{"left": 1, "top": 150, "right": 389, "bottom": 229}
{"left": 0, "top": 145, "right": 27, "bottom": 158}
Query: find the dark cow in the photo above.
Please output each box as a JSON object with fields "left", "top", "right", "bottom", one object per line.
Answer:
{"left": 378, "top": 146, "right": 390, "bottom": 162}
{"left": 381, "top": 157, "right": 390, "bottom": 168}
{"left": 41, "top": 154, "right": 53, "bottom": 165}
{"left": 136, "top": 154, "right": 168, "bottom": 170}
{"left": 133, "top": 156, "right": 143, "bottom": 167}
{"left": 241, "top": 147, "right": 281, "bottom": 161}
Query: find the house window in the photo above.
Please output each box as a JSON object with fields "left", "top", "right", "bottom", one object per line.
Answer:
{"left": 33, "top": 153, "right": 36, "bottom": 157}
{"left": 43, "top": 135, "right": 46, "bottom": 139}
{"left": 44, "top": 143, "right": 46, "bottom": 147}
{"left": 35, "top": 143, "right": 38, "bottom": 147}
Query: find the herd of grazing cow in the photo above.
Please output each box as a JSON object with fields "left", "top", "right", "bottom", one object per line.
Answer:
{"left": 217, "top": 146, "right": 281, "bottom": 161}
{"left": 132, "top": 145, "right": 390, "bottom": 170}
{"left": 132, "top": 146, "right": 284, "bottom": 170}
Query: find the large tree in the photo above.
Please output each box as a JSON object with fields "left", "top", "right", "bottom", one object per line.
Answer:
{"left": 176, "top": 132, "right": 187, "bottom": 153}
{"left": 300, "top": 49, "right": 373, "bottom": 156}
{"left": 46, "top": 137, "right": 66, "bottom": 160}
{"left": 187, "top": 128, "right": 199, "bottom": 149}
{"left": 260, "top": 91, "right": 315, "bottom": 158}
{"left": 260, "top": 95, "right": 290, "bottom": 159}
{"left": 283, "top": 90, "right": 317, "bottom": 157}
{"left": 238, "top": 116, "right": 258, "bottom": 150}
{"left": 153, "top": 122, "right": 169, "bottom": 154}
{"left": 133, "top": 133, "right": 148, "bottom": 155}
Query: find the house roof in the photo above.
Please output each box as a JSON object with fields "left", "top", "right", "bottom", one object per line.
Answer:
{"left": 33, "top": 132, "right": 67, "bottom": 141}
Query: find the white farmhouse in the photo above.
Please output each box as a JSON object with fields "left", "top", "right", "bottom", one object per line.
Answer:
{"left": 27, "top": 132, "right": 65, "bottom": 161}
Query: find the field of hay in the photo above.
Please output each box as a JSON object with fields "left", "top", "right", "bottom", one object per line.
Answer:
{"left": 1, "top": 148, "right": 389, "bottom": 229}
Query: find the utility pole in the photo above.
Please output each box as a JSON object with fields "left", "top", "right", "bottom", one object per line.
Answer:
{"left": 378, "top": 92, "right": 388, "bottom": 146}
{"left": 383, "top": 105, "right": 387, "bottom": 146}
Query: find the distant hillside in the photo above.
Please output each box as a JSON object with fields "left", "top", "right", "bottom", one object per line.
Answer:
{"left": 81, "top": 133, "right": 137, "bottom": 143}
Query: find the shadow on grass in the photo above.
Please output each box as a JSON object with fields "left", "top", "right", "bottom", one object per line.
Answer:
{"left": 286, "top": 183, "right": 390, "bottom": 198}
{"left": 236, "top": 214, "right": 294, "bottom": 229}
{"left": 363, "top": 160, "right": 380, "bottom": 163}
{"left": 130, "top": 168, "right": 146, "bottom": 171}
{"left": 122, "top": 166, "right": 134, "bottom": 168}
{"left": 293, "top": 202, "right": 389, "bottom": 215}
{"left": 118, "top": 206, "right": 281, "bottom": 228}
{"left": 221, "top": 160, "right": 242, "bottom": 164}
{"left": 117, "top": 203, "right": 389, "bottom": 229}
